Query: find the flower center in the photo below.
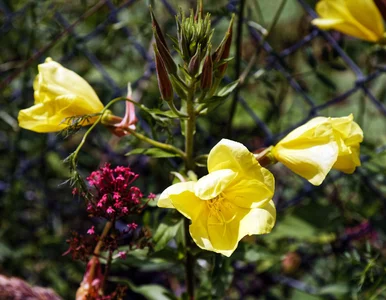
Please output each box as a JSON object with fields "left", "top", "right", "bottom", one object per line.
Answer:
{"left": 207, "top": 194, "right": 236, "bottom": 236}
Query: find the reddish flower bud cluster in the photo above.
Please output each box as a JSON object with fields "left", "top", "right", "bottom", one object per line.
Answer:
{"left": 63, "top": 232, "right": 97, "bottom": 261}
{"left": 86, "top": 164, "right": 143, "bottom": 219}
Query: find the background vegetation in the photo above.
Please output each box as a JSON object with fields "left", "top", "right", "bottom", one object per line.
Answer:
{"left": 1, "top": 0, "right": 386, "bottom": 299}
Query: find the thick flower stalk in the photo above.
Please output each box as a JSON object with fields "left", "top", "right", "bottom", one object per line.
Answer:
{"left": 311, "top": 0, "right": 385, "bottom": 43}
{"left": 158, "top": 139, "right": 276, "bottom": 257}
{"left": 18, "top": 58, "right": 104, "bottom": 133}
{"left": 272, "top": 114, "right": 363, "bottom": 186}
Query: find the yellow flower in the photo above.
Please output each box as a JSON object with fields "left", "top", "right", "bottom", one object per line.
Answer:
{"left": 18, "top": 58, "right": 104, "bottom": 133}
{"left": 331, "top": 114, "right": 363, "bottom": 173}
{"left": 311, "top": 0, "right": 384, "bottom": 42}
{"left": 272, "top": 114, "right": 363, "bottom": 186}
{"left": 272, "top": 117, "right": 338, "bottom": 186}
{"left": 158, "top": 139, "right": 276, "bottom": 257}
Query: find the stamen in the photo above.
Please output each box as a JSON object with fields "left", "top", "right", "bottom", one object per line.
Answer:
{"left": 207, "top": 194, "right": 236, "bottom": 236}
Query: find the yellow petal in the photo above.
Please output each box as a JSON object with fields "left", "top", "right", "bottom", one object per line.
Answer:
{"left": 157, "top": 181, "right": 196, "bottom": 209}
{"left": 34, "top": 58, "right": 103, "bottom": 111}
{"left": 18, "top": 95, "right": 100, "bottom": 133}
{"left": 331, "top": 114, "right": 354, "bottom": 138}
{"left": 208, "top": 139, "right": 256, "bottom": 175}
{"left": 19, "top": 58, "right": 105, "bottom": 133}
{"left": 208, "top": 138, "right": 273, "bottom": 187}
{"left": 330, "top": 114, "right": 363, "bottom": 173}
{"left": 333, "top": 145, "right": 361, "bottom": 173}
{"left": 172, "top": 193, "right": 205, "bottom": 221}
{"left": 238, "top": 200, "right": 276, "bottom": 238}
{"left": 346, "top": 121, "right": 364, "bottom": 145}
{"left": 273, "top": 141, "right": 338, "bottom": 186}
{"left": 194, "top": 169, "right": 237, "bottom": 200}
{"left": 223, "top": 175, "right": 273, "bottom": 209}
{"left": 346, "top": 0, "right": 384, "bottom": 40}
{"left": 314, "top": 0, "right": 384, "bottom": 42}
{"left": 189, "top": 208, "right": 215, "bottom": 253}
{"left": 206, "top": 200, "right": 247, "bottom": 257}
{"left": 278, "top": 117, "right": 330, "bottom": 145}
{"left": 331, "top": 114, "right": 363, "bottom": 146}
{"left": 311, "top": 18, "right": 345, "bottom": 29}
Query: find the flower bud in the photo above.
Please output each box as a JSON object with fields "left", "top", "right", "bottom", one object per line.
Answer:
{"left": 154, "top": 45, "right": 174, "bottom": 102}
{"left": 150, "top": 9, "right": 177, "bottom": 75}
{"left": 194, "top": 0, "right": 203, "bottom": 21}
{"left": 212, "top": 15, "right": 234, "bottom": 77}
{"left": 150, "top": 7, "right": 168, "bottom": 49}
{"left": 176, "top": 8, "right": 213, "bottom": 63}
{"left": 188, "top": 44, "right": 201, "bottom": 76}
{"left": 200, "top": 50, "right": 213, "bottom": 91}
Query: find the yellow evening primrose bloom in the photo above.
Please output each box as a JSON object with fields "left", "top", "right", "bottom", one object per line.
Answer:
{"left": 272, "top": 115, "right": 363, "bottom": 186}
{"left": 311, "top": 0, "right": 385, "bottom": 43}
{"left": 331, "top": 114, "right": 363, "bottom": 174}
{"left": 272, "top": 117, "right": 339, "bottom": 186}
{"left": 18, "top": 58, "right": 104, "bottom": 133}
{"left": 158, "top": 139, "right": 276, "bottom": 257}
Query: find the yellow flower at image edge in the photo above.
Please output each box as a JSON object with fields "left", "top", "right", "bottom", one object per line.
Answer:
{"left": 272, "top": 114, "right": 363, "bottom": 186}
{"left": 311, "top": 0, "right": 384, "bottom": 43}
{"left": 18, "top": 58, "right": 104, "bottom": 133}
{"left": 158, "top": 139, "right": 276, "bottom": 257}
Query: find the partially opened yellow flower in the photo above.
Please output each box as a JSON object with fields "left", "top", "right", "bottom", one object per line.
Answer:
{"left": 312, "top": 0, "right": 385, "bottom": 43}
{"left": 272, "top": 117, "right": 338, "bottom": 186}
{"left": 272, "top": 115, "right": 363, "bottom": 186}
{"left": 331, "top": 114, "right": 363, "bottom": 173}
{"left": 18, "top": 58, "right": 104, "bottom": 133}
{"left": 158, "top": 139, "right": 276, "bottom": 257}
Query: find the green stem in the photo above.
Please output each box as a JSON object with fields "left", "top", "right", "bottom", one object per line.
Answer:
{"left": 185, "top": 81, "right": 197, "bottom": 171}
{"left": 70, "top": 97, "right": 127, "bottom": 170}
{"left": 69, "top": 97, "right": 186, "bottom": 169}
{"left": 122, "top": 126, "right": 186, "bottom": 158}
{"left": 183, "top": 79, "right": 197, "bottom": 299}
{"left": 167, "top": 100, "right": 189, "bottom": 118}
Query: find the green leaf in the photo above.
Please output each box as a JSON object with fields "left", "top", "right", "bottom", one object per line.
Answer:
{"left": 318, "top": 283, "right": 349, "bottom": 296}
{"left": 153, "top": 215, "right": 184, "bottom": 251}
{"left": 199, "top": 80, "right": 239, "bottom": 105}
{"left": 266, "top": 215, "right": 317, "bottom": 241}
{"left": 131, "top": 284, "right": 175, "bottom": 300}
{"left": 140, "top": 105, "right": 179, "bottom": 125}
{"left": 125, "top": 148, "right": 180, "bottom": 158}
{"left": 110, "top": 278, "right": 175, "bottom": 300}
{"left": 216, "top": 80, "right": 239, "bottom": 97}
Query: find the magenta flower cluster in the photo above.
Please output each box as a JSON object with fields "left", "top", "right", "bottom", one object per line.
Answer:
{"left": 86, "top": 164, "right": 143, "bottom": 219}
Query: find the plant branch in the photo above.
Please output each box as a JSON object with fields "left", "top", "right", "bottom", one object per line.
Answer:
{"left": 183, "top": 78, "right": 197, "bottom": 299}
{"left": 88, "top": 220, "right": 114, "bottom": 288}
{"left": 121, "top": 126, "right": 186, "bottom": 158}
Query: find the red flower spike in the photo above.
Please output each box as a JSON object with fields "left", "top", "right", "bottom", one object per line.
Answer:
{"left": 86, "top": 164, "right": 144, "bottom": 220}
